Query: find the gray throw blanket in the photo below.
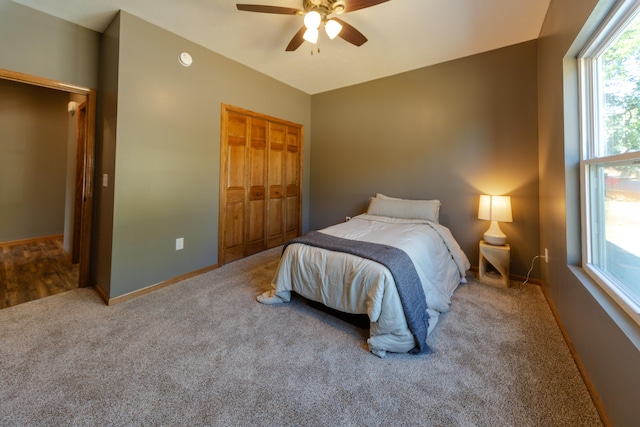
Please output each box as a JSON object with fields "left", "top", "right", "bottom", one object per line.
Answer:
{"left": 284, "top": 231, "right": 431, "bottom": 355}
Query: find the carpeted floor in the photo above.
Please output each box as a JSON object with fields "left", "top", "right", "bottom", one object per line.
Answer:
{"left": 0, "top": 247, "right": 602, "bottom": 426}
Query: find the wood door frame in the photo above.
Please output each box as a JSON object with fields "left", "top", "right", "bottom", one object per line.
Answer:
{"left": 0, "top": 68, "right": 97, "bottom": 288}
{"left": 71, "top": 101, "right": 87, "bottom": 263}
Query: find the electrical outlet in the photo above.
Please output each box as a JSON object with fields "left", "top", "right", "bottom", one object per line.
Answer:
{"left": 176, "top": 237, "right": 184, "bottom": 251}
{"left": 544, "top": 248, "right": 549, "bottom": 263}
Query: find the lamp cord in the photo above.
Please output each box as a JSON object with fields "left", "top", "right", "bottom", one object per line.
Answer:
{"left": 521, "top": 255, "right": 543, "bottom": 286}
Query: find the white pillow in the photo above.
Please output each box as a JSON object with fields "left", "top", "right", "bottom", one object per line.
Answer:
{"left": 367, "top": 196, "right": 440, "bottom": 223}
{"left": 375, "top": 193, "right": 441, "bottom": 222}
{"left": 375, "top": 193, "right": 401, "bottom": 200}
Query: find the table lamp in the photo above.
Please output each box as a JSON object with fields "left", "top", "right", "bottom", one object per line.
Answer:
{"left": 478, "top": 195, "right": 512, "bottom": 245}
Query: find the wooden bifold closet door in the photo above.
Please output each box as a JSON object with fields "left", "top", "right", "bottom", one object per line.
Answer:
{"left": 219, "top": 104, "right": 303, "bottom": 265}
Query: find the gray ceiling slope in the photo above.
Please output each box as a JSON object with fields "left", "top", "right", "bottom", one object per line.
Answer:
{"left": 13, "top": 0, "right": 551, "bottom": 94}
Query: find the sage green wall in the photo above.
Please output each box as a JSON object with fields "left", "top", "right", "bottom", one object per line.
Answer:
{"left": 101, "top": 12, "right": 311, "bottom": 298}
{"left": 0, "top": 79, "right": 69, "bottom": 242}
{"left": 538, "top": 0, "right": 640, "bottom": 424}
{"left": 0, "top": 0, "right": 99, "bottom": 88}
{"left": 310, "top": 41, "right": 540, "bottom": 278}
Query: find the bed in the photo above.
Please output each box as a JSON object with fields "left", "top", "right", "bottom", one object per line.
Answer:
{"left": 257, "top": 194, "right": 470, "bottom": 357}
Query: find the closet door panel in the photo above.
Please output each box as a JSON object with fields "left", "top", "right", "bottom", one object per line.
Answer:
{"left": 247, "top": 119, "right": 267, "bottom": 255}
{"left": 285, "top": 197, "right": 298, "bottom": 241}
{"left": 226, "top": 115, "right": 247, "bottom": 189}
{"left": 224, "top": 201, "right": 245, "bottom": 262}
{"left": 267, "top": 123, "right": 285, "bottom": 248}
{"left": 267, "top": 199, "right": 283, "bottom": 248}
{"left": 285, "top": 126, "right": 301, "bottom": 241}
{"left": 222, "top": 112, "right": 249, "bottom": 263}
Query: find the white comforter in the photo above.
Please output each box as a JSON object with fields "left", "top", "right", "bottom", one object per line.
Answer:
{"left": 258, "top": 214, "right": 470, "bottom": 357}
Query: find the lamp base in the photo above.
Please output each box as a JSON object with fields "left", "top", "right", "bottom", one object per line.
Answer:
{"left": 483, "top": 234, "right": 507, "bottom": 246}
{"left": 483, "top": 220, "right": 507, "bottom": 246}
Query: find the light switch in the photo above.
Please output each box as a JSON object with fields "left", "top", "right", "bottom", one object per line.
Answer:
{"left": 102, "top": 174, "right": 109, "bottom": 187}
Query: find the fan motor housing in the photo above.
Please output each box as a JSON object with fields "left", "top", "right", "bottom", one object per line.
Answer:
{"left": 304, "top": 0, "right": 345, "bottom": 15}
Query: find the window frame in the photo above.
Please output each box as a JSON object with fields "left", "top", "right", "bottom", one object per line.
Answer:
{"left": 578, "top": 0, "right": 640, "bottom": 325}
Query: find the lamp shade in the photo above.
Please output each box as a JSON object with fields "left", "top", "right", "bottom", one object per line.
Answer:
{"left": 478, "top": 195, "right": 512, "bottom": 222}
{"left": 478, "top": 195, "right": 512, "bottom": 245}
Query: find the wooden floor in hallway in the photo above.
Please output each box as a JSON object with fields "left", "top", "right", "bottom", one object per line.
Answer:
{"left": 0, "top": 237, "right": 78, "bottom": 309}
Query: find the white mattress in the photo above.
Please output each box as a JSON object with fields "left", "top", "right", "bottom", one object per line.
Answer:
{"left": 258, "top": 214, "right": 470, "bottom": 357}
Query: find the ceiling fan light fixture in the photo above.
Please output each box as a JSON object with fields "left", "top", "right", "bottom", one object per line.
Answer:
{"left": 236, "top": 0, "right": 380, "bottom": 52}
{"left": 303, "top": 11, "right": 321, "bottom": 29}
{"left": 324, "top": 19, "right": 342, "bottom": 39}
{"left": 303, "top": 27, "right": 319, "bottom": 44}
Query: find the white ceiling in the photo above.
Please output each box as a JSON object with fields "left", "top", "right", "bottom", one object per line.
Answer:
{"left": 13, "top": 0, "right": 551, "bottom": 94}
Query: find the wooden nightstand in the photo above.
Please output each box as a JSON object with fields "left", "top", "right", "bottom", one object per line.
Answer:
{"left": 479, "top": 240, "right": 511, "bottom": 288}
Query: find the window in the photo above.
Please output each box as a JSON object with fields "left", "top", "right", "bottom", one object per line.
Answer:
{"left": 579, "top": 0, "right": 640, "bottom": 322}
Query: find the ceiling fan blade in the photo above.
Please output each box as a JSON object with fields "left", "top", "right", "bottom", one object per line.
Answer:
{"left": 333, "top": 18, "right": 368, "bottom": 46}
{"left": 236, "top": 4, "right": 301, "bottom": 14}
{"left": 343, "top": 0, "right": 390, "bottom": 13}
{"left": 286, "top": 26, "right": 306, "bottom": 51}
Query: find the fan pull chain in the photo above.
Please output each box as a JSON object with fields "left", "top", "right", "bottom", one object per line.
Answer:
{"left": 310, "top": 39, "right": 321, "bottom": 55}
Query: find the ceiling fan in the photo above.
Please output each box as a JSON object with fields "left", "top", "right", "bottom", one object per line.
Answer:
{"left": 236, "top": 0, "right": 390, "bottom": 51}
